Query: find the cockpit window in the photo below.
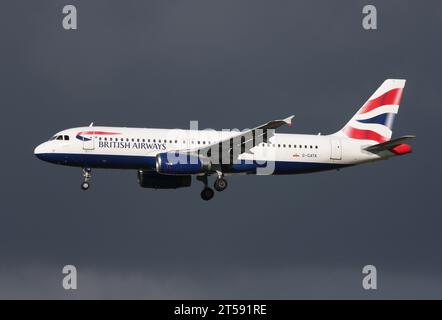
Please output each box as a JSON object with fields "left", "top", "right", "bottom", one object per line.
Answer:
{"left": 49, "top": 135, "right": 70, "bottom": 141}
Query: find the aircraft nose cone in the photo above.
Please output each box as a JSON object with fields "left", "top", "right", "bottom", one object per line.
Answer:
{"left": 34, "top": 143, "right": 48, "bottom": 161}
{"left": 34, "top": 144, "right": 43, "bottom": 159}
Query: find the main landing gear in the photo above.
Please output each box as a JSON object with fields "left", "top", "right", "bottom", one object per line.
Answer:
{"left": 197, "top": 173, "right": 228, "bottom": 200}
{"left": 81, "top": 168, "right": 91, "bottom": 190}
{"left": 197, "top": 175, "right": 214, "bottom": 201}
{"left": 214, "top": 175, "right": 228, "bottom": 192}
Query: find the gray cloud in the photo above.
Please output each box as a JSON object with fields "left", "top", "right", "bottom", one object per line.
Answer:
{"left": 1, "top": 264, "right": 441, "bottom": 299}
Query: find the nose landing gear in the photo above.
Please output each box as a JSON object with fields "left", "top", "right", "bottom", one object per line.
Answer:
{"left": 81, "top": 168, "right": 91, "bottom": 190}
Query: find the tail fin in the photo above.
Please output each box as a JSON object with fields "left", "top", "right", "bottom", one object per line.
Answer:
{"left": 334, "top": 79, "right": 406, "bottom": 143}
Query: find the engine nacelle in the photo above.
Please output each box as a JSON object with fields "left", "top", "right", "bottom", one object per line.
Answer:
{"left": 155, "top": 152, "right": 211, "bottom": 175}
{"left": 137, "top": 171, "right": 191, "bottom": 189}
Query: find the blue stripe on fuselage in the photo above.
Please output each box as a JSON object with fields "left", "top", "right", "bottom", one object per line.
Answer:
{"left": 35, "top": 153, "right": 348, "bottom": 174}
{"left": 35, "top": 153, "right": 156, "bottom": 169}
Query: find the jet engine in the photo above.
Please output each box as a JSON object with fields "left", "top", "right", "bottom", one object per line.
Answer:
{"left": 155, "top": 152, "right": 212, "bottom": 175}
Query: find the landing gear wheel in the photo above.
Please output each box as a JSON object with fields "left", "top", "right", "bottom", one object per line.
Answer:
{"left": 81, "top": 181, "right": 90, "bottom": 190}
{"left": 200, "top": 187, "right": 214, "bottom": 201}
{"left": 81, "top": 168, "right": 92, "bottom": 191}
{"left": 214, "top": 178, "right": 228, "bottom": 192}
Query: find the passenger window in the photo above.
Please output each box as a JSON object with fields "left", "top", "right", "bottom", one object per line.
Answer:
{"left": 283, "top": 144, "right": 286, "bottom": 148}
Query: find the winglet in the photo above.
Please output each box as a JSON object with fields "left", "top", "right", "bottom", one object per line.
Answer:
{"left": 284, "top": 115, "right": 295, "bottom": 127}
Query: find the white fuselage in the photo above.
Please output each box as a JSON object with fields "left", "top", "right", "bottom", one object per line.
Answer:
{"left": 34, "top": 126, "right": 381, "bottom": 175}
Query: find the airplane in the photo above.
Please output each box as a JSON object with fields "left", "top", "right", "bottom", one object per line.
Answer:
{"left": 34, "top": 79, "right": 414, "bottom": 200}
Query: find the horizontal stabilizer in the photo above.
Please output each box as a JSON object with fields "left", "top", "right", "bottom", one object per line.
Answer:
{"left": 364, "top": 135, "right": 416, "bottom": 153}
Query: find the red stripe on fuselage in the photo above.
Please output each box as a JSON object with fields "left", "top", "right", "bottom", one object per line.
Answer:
{"left": 77, "top": 131, "right": 121, "bottom": 135}
{"left": 343, "top": 126, "right": 388, "bottom": 143}
{"left": 358, "top": 88, "right": 403, "bottom": 114}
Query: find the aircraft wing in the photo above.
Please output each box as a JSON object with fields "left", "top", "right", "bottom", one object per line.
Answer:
{"left": 189, "top": 115, "right": 294, "bottom": 157}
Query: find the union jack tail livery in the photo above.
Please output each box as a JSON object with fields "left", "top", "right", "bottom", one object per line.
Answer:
{"left": 335, "top": 79, "right": 406, "bottom": 143}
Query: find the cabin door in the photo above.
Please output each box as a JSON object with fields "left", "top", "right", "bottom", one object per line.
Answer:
{"left": 82, "top": 132, "right": 95, "bottom": 150}
{"left": 330, "top": 138, "right": 342, "bottom": 160}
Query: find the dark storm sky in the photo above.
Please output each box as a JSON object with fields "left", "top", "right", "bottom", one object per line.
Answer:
{"left": 0, "top": 0, "right": 441, "bottom": 298}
